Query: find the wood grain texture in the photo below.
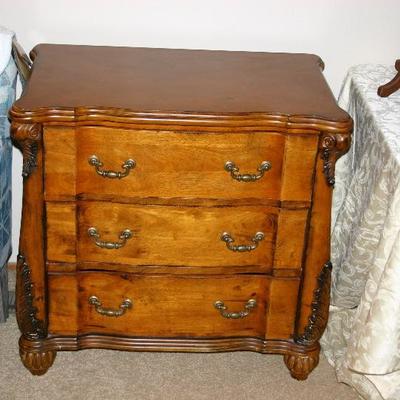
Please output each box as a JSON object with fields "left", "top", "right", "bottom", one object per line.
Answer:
{"left": 266, "top": 278, "right": 300, "bottom": 339}
{"left": 46, "top": 262, "right": 302, "bottom": 276}
{"left": 11, "top": 45, "right": 353, "bottom": 377}
{"left": 11, "top": 122, "right": 47, "bottom": 332}
{"left": 46, "top": 201, "right": 309, "bottom": 271}
{"left": 48, "top": 272, "right": 270, "bottom": 338}
{"left": 43, "top": 127, "right": 76, "bottom": 199}
{"left": 15, "top": 45, "right": 349, "bottom": 123}
{"left": 77, "top": 128, "right": 284, "bottom": 200}
{"left": 296, "top": 154, "right": 332, "bottom": 337}
{"left": 273, "top": 208, "right": 309, "bottom": 270}
{"left": 46, "top": 202, "right": 76, "bottom": 263}
{"left": 47, "top": 274, "right": 78, "bottom": 335}
{"left": 78, "top": 202, "right": 277, "bottom": 268}
{"left": 280, "top": 134, "right": 318, "bottom": 202}
{"left": 43, "top": 127, "right": 322, "bottom": 203}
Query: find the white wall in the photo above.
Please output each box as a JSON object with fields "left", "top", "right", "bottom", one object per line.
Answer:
{"left": 2, "top": 0, "right": 400, "bottom": 261}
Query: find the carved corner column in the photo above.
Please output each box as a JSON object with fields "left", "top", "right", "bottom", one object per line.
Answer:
{"left": 320, "top": 132, "right": 351, "bottom": 187}
{"left": 11, "top": 122, "right": 56, "bottom": 375}
{"left": 284, "top": 262, "right": 332, "bottom": 380}
{"left": 11, "top": 122, "right": 41, "bottom": 178}
{"left": 16, "top": 255, "right": 56, "bottom": 375}
{"left": 295, "top": 261, "right": 332, "bottom": 346}
{"left": 286, "top": 131, "right": 351, "bottom": 380}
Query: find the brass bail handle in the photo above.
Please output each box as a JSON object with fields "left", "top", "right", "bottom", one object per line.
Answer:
{"left": 221, "top": 232, "right": 264, "bottom": 252}
{"left": 88, "top": 227, "right": 133, "bottom": 249}
{"left": 88, "top": 155, "right": 136, "bottom": 179}
{"left": 214, "top": 299, "right": 257, "bottom": 319}
{"left": 88, "top": 296, "right": 133, "bottom": 317}
{"left": 224, "top": 160, "right": 271, "bottom": 182}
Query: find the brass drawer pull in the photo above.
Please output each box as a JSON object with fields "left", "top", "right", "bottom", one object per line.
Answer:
{"left": 88, "top": 227, "right": 133, "bottom": 249}
{"left": 214, "top": 299, "right": 257, "bottom": 319}
{"left": 88, "top": 295, "right": 133, "bottom": 317}
{"left": 221, "top": 231, "right": 264, "bottom": 252}
{"left": 88, "top": 155, "right": 136, "bottom": 179}
{"left": 224, "top": 160, "right": 271, "bottom": 182}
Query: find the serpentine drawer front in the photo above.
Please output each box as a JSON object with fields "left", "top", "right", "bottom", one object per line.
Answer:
{"left": 45, "top": 201, "right": 309, "bottom": 271}
{"left": 49, "top": 273, "right": 270, "bottom": 337}
{"left": 47, "top": 272, "right": 300, "bottom": 339}
{"left": 11, "top": 44, "right": 352, "bottom": 379}
{"left": 43, "top": 127, "right": 318, "bottom": 203}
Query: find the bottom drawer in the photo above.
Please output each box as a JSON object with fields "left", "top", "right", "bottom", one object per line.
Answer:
{"left": 48, "top": 272, "right": 300, "bottom": 339}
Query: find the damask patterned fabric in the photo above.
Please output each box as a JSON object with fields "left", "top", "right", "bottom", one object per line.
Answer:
{"left": 0, "top": 53, "right": 17, "bottom": 322}
{"left": 321, "top": 64, "right": 400, "bottom": 400}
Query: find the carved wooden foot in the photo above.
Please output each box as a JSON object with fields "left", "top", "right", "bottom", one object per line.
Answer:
{"left": 19, "top": 336, "right": 56, "bottom": 375}
{"left": 283, "top": 347, "right": 319, "bottom": 380}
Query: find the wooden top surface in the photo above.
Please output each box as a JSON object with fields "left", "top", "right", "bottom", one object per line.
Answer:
{"left": 15, "top": 44, "right": 349, "bottom": 123}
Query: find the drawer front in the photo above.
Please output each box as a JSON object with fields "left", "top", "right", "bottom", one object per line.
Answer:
{"left": 48, "top": 272, "right": 300, "bottom": 339}
{"left": 80, "top": 273, "right": 267, "bottom": 337}
{"left": 46, "top": 202, "right": 309, "bottom": 271}
{"left": 44, "top": 127, "right": 318, "bottom": 202}
{"left": 78, "top": 202, "right": 277, "bottom": 268}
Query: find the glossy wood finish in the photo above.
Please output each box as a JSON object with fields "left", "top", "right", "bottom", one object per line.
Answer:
{"left": 46, "top": 203, "right": 76, "bottom": 263}
{"left": 11, "top": 123, "right": 47, "bottom": 337}
{"left": 46, "top": 201, "right": 308, "bottom": 271}
{"left": 80, "top": 203, "right": 276, "bottom": 267}
{"left": 51, "top": 272, "right": 269, "bottom": 337}
{"left": 44, "top": 126, "right": 318, "bottom": 204}
{"left": 18, "top": 45, "right": 349, "bottom": 121}
{"left": 377, "top": 59, "right": 400, "bottom": 97}
{"left": 11, "top": 44, "right": 352, "bottom": 379}
{"left": 47, "top": 272, "right": 299, "bottom": 340}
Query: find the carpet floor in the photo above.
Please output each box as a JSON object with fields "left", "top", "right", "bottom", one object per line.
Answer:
{"left": 0, "top": 313, "right": 360, "bottom": 400}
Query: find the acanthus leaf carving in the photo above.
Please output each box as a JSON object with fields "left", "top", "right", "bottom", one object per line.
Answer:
{"left": 11, "top": 122, "right": 42, "bottom": 178}
{"left": 16, "top": 254, "right": 46, "bottom": 340}
{"left": 295, "top": 261, "right": 332, "bottom": 346}
{"left": 320, "top": 133, "right": 350, "bottom": 186}
{"left": 283, "top": 348, "right": 320, "bottom": 380}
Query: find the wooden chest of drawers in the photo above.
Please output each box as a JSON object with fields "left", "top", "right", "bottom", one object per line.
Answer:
{"left": 10, "top": 44, "right": 352, "bottom": 379}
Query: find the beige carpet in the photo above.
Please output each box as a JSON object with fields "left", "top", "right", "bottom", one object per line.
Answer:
{"left": 0, "top": 314, "right": 359, "bottom": 400}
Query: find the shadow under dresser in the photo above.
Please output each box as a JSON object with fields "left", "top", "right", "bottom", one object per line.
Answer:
{"left": 9, "top": 44, "right": 352, "bottom": 379}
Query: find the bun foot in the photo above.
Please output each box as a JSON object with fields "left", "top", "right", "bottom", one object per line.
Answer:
{"left": 19, "top": 336, "right": 56, "bottom": 375}
{"left": 283, "top": 347, "right": 319, "bottom": 380}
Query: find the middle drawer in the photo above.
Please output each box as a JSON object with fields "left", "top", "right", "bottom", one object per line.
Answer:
{"left": 46, "top": 202, "right": 308, "bottom": 271}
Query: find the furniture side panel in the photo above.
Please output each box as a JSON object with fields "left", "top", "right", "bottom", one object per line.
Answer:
{"left": 11, "top": 122, "right": 47, "bottom": 336}
{"left": 273, "top": 208, "right": 309, "bottom": 271}
{"left": 296, "top": 155, "right": 332, "bottom": 338}
{"left": 280, "top": 135, "right": 318, "bottom": 202}
{"left": 44, "top": 127, "right": 76, "bottom": 200}
{"left": 266, "top": 278, "right": 300, "bottom": 339}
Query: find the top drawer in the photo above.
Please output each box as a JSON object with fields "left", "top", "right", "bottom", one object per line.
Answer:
{"left": 44, "top": 127, "right": 318, "bottom": 203}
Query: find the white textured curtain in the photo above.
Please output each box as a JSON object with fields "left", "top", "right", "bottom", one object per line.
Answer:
{"left": 321, "top": 64, "right": 400, "bottom": 400}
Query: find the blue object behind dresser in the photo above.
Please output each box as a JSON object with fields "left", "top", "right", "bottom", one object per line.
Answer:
{"left": 0, "top": 56, "right": 17, "bottom": 321}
